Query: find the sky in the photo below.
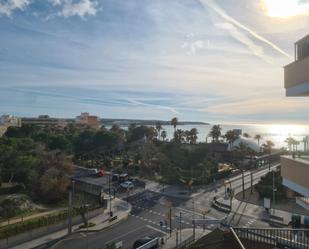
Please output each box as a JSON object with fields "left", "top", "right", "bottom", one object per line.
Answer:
{"left": 1, "top": 0, "right": 309, "bottom": 124}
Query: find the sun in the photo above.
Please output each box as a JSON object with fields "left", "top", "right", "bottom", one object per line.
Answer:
{"left": 263, "top": 0, "right": 309, "bottom": 18}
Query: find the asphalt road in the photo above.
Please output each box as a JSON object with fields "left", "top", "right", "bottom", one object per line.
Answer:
{"left": 46, "top": 164, "right": 279, "bottom": 249}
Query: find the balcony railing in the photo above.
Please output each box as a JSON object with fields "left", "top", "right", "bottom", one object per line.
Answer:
{"left": 233, "top": 228, "right": 309, "bottom": 249}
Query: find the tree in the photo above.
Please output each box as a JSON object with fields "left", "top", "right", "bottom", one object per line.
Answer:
{"left": 171, "top": 117, "right": 178, "bottom": 133}
{"left": 48, "top": 135, "right": 72, "bottom": 152}
{"left": 285, "top": 136, "right": 294, "bottom": 152}
{"left": 224, "top": 130, "right": 239, "bottom": 150}
{"left": 243, "top": 133, "right": 250, "bottom": 138}
{"left": 161, "top": 130, "right": 167, "bottom": 141}
{"left": 189, "top": 128, "right": 198, "bottom": 144}
{"left": 302, "top": 136, "right": 309, "bottom": 152}
{"left": 262, "top": 140, "right": 275, "bottom": 154}
{"left": 254, "top": 134, "right": 262, "bottom": 146}
{"left": 209, "top": 125, "right": 222, "bottom": 143}
{"left": 173, "top": 129, "right": 185, "bottom": 143}
{"left": 155, "top": 122, "right": 162, "bottom": 140}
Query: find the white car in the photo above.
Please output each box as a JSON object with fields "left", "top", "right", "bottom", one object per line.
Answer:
{"left": 120, "top": 181, "right": 134, "bottom": 189}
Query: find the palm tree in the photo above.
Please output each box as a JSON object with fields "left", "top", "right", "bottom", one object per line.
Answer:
{"left": 161, "top": 130, "right": 167, "bottom": 141}
{"left": 171, "top": 117, "right": 178, "bottom": 133}
{"left": 225, "top": 130, "right": 239, "bottom": 150}
{"left": 209, "top": 125, "right": 222, "bottom": 143}
{"left": 184, "top": 130, "right": 191, "bottom": 144}
{"left": 155, "top": 122, "right": 162, "bottom": 140}
{"left": 262, "top": 140, "right": 275, "bottom": 154}
{"left": 174, "top": 129, "right": 184, "bottom": 143}
{"left": 254, "top": 134, "right": 262, "bottom": 146}
{"left": 301, "top": 136, "right": 309, "bottom": 152}
{"left": 243, "top": 133, "right": 250, "bottom": 138}
{"left": 190, "top": 128, "right": 198, "bottom": 144}
{"left": 285, "top": 136, "right": 294, "bottom": 152}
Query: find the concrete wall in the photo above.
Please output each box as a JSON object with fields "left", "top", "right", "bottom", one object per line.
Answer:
{"left": 284, "top": 56, "right": 309, "bottom": 89}
{"left": 0, "top": 208, "right": 104, "bottom": 249}
{"left": 281, "top": 156, "right": 309, "bottom": 197}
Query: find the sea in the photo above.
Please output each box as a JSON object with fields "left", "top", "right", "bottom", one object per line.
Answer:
{"left": 108, "top": 123, "right": 309, "bottom": 150}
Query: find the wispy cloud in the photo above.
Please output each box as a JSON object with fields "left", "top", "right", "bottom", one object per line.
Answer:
{"left": 200, "top": 0, "right": 292, "bottom": 59}
{"left": 0, "top": 0, "right": 30, "bottom": 16}
{"left": 203, "top": 98, "right": 308, "bottom": 115}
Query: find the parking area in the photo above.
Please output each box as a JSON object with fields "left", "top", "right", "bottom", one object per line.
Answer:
{"left": 71, "top": 166, "right": 146, "bottom": 199}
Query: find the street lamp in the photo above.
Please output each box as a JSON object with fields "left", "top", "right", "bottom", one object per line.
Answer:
{"left": 85, "top": 204, "right": 89, "bottom": 249}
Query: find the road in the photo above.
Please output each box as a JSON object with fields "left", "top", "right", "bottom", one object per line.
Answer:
{"left": 45, "top": 164, "right": 279, "bottom": 249}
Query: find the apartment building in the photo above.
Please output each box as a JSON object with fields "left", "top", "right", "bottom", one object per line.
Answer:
{"left": 21, "top": 115, "right": 67, "bottom": 127}
{"left": 0, "top": 115, "right": 21, "bottom": 127}
{"left": 75, "top": 112, "right": 100, "bottom": 129}
{"left": 284, "top": 34, "right": 309, "bottom": 96}
{"left": 282, "top": 34, "right": 309, "bottom": 210}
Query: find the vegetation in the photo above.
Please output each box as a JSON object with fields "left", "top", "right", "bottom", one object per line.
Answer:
{"left": 255, "top": 171, "right": 286, "bottom": 200}
{"left": 0, "top": 122, "right": 277, "bottom": 208}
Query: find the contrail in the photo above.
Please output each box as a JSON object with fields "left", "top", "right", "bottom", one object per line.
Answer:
{"left": 199, "top": 0, "right": 292, "bottom": 59}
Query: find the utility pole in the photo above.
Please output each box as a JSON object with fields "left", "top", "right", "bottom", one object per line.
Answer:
{"left": 272, "top": 171, "right": 275, "bottom": 214}
{"left": 250, "top": 172, "right": 253, "bottom": 194}
{"left": 169, "top": 207, "right": 172, "bottom": 236}
{"left": 86, "top": 204, "right": 89, "bottom": 249}
{"left": 109, "top": 174, "right": 112, "bottom": 217}
{"left": 242, "top": 170, "right": 245, "bottom": 199}
{"left": 203, "top": 213, "right": 206, "bottom": 232}
{"left": 68, "top": 180, "right": 75, "bottom": 235}
{"left": 179, "top": 212, "right": 182, "bottom": 245}
{"left": 192, "top": 199, "right": 195, "bottom": 240}
{"left": 68, "top": 188, "right": 72, "bottom": 234}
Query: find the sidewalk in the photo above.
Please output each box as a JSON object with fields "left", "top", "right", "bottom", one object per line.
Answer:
{"left": 162, "top": 228, "right": 211, "bottom": 249}
{"left": 8, "top": 198, "right": 131, "bottom": 249}
{"left": 0, "top": 208, "right": 67, "bottom": 228}
{"left": 216, "top": 194, "right": 296, "bottom": 227}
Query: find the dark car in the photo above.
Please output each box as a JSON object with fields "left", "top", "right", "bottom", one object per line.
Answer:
{"left": 133, "top": 237, "right": 158, "bottom": 249}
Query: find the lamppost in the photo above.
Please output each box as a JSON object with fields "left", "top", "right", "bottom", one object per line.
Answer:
{"left": 108, "top": 174, "right": 112, "bottom": 217}
{"left": 272, "top": 171, "right": 277, "bottom": 215}
{"left": 85, "top": 204, "right": 89, "bottom": 249}
{"left": 68, "top": 180, "right": 75, "bottom": 235}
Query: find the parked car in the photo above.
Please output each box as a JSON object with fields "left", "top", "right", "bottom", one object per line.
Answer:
{"left": 97, "top": 170, "right": 106, "bottom": 177}
{"left": 120, "top": 181, "right": 134, "bottom": 189}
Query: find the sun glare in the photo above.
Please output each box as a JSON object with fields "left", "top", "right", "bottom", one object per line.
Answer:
{"left": 263, "top": 0, "right": 309, "bottom": 18}
{"left": 267, "top": 124, "right": 306, "bottom": 136}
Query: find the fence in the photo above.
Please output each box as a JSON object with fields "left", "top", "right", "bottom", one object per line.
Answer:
{"left": 233, "top": 227, "right": 309, "bottom": 249}
{"left": 171, "top": 235, "right": 194, "bottom": 249}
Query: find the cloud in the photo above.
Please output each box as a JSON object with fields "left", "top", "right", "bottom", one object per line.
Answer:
{"left": 57, "top": 0, "right": 98, "bottom": 18}
{"left": 199, "top": 0, "right": 292, "bottom": 59}
{"left": 0, "top": 0, "right": 30, "bottom": 16}
{"left": 215, "top": 22, "right": 274, "bottom": 63}
{"left": 203, "top": 98, "right": 308, "bottom": 115}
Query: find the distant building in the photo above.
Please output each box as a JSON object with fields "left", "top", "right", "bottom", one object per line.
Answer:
{"left": 232, "top": 129, "right": 242, "bottom": 136}
{"left": 21, "top": 115, "right": 67, "bottom": 127}
{"left": 75, "top": 112, "right": 100, "bottom": 129}
{"left": 282, "top": 34, "right": 309, "bottom": 211}
{"left": 0, "top": 115, "right": 21, "bottom": 127}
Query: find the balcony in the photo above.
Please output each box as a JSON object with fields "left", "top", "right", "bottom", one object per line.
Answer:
{"left": 280, "top": 156, "right": 309, "bottom": 197}
{"left": 284, "top": 56, "right": 309, "bottom": 96}
{"left": 296, "top": 197, "right": 309, "bottom": 210}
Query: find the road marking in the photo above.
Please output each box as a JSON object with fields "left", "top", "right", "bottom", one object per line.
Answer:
{"left": 105, "top": 226, "right": 145, "bottom": 244}
{"left": 176, "top": 207, "right": 208, "bottom": 218}
{"left": 146, "top": 225, "right": 168, "bottom": 235}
